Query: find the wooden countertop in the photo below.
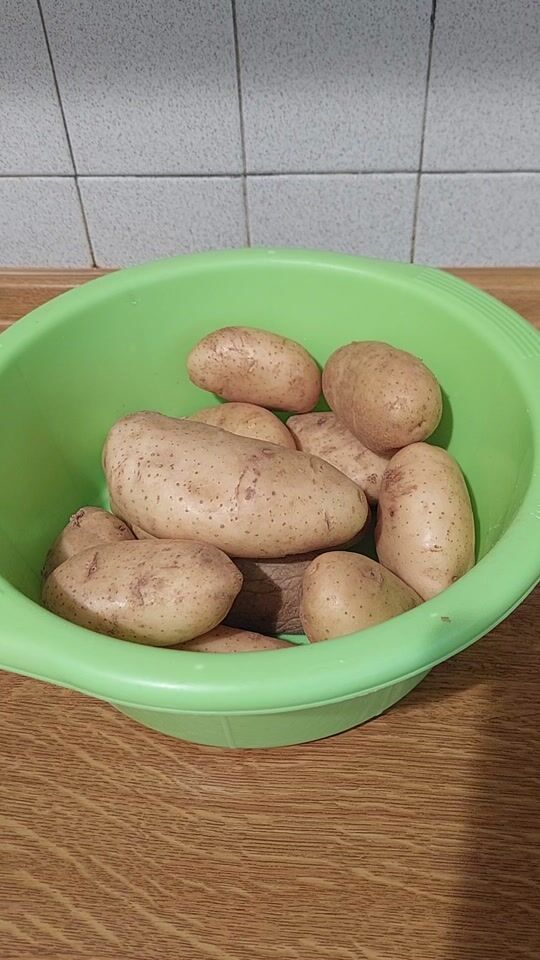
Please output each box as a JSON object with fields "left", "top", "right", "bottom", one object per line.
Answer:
{"left": 0, "top": 268, "right": 539, "bottom": 960}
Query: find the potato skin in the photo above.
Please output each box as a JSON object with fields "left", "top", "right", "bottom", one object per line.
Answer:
{"left": 104, "top": 413, "right": 369, "bottom": 559}
{"left": 301, "top": 552, "right": 422, "bottom": 642}
{"left": 322, "top": 341, "right": 442, "bottom": 454}
{"left": 42, "top": 540, "right": 243, "bottom": 647}
{"left": 189, "top": 402, "right": 295, "bottom": 448}
{"left": 43, "top": 506, "right": 134, "bottom": 579}
{"left": 180, "top": 625, "right": 292, "bottom": 653}
{"left": 375, "top": 443, "right": 475, "bottom": 600}
{"left": 226, "top": 552, "right": 320, "bottom": 635}
{"left": 287, "top": 412, "right": 390, "bottom": 505}
{"left": 187, "top": 326, "right": 321, "bottom": 413}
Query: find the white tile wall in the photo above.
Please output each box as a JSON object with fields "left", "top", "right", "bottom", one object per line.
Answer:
{"left": 1, "top": 2, "right": 539, "bottom": 267}
{"left": 79, "top": 177, "right": 246, "bottom": 266}
{"left": 248, "top": 175, "right": 417, "bottom": 260}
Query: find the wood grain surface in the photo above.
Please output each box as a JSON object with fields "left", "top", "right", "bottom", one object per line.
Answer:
{"left": 0, "top": 268, "right": 539, "bottom": 960}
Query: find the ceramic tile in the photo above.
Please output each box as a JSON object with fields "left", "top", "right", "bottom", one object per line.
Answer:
{"left": 0, "top": 178, "right": 91, "bottom": 266}
{"left": 247, "top": 174, "right": 416, "bottom": 260}
{"left": 41, "top": 0, "right": 242, "bottom": 174}
{"left": 424, "top": 0, "right": 540, "bottom": 170}
{"left": 236, "top": 0, "right": 431, "bottom": 173}
{"left": 414, "top": 174, "right": 540, "bottom": 265}
{"left": 79, "top": 176, "right": 246, "bottom": 267}
{"left": 0, "top": 0, "right": 72, "bottom": 173}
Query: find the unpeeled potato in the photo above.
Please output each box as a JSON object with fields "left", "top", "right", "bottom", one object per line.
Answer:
{"left": 322, "top": 341, "right": 442, "bottom": 454}
{"left": 181, "top": 625, "right": 293, "bottom": 653}
{"left": 42, "top": 540, "right": 243, "bottom": 646}
{"left": 287, "top": 412, "right": 391, "bottom": 504}
{"left": 43, "top": 506, "right": 134, "bottom": 579}
{"left": 189, "top": 402, "right": 295, "bottom": 448}
{"left": 104, "top": 413, "right": 369, "bottom": 559}
{"left": 187, "top": 326, "right": 321, "bottom": 413}
{"left": 301, "top": 552, "right": 422, "bottom": 642}
{"left": 226, "top": 552, "right": 321, "bottom": 635}
{"left": 375, "top": 443, "right": 475, "bottom": 600}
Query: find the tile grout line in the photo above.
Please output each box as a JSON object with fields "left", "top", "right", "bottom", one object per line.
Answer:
{"left": 230, "top": 0, "right": 251, "bottom": 246}
{"left": 2, "top": 170, "right": 539, "bottom": 179}
{"left": 410, "top": 0, "right": 438, "bottom": 263}
{"left": 35, "top": 0, "right": 97, "bottom": 267}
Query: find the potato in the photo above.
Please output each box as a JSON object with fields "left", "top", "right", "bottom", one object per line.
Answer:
{"left": 42, "top": 540, "right": 243, "bottom": 647}
{"left": 287, "top": 412, "right": 391, "bottom": 504}
{"left": 131, "top": 523, "right": 157, "bottom": 540}
{"left": 322, "top": 341, "right": 442, "bottom": 454}
{"left": 104, "top": 413, "right": 369, "bottom": 559}
{"left": 181, "top": 625, "right": 293, "bottom": 653}
{"left": 189, "top": 402, "right": 295, "bottom": 448}
{"left": 187, "top": 326, "right": 321, "bottom": 413}
{"left": 43, "top": 506, "right": 134, "bottom": 579}
{"left": 375, "top": 443, "right": 475, "bottom": 600}
{"left": 301, "top": 552, "right": 422, "bottom": 642}
{"left": 226, "top": 552, "right": 320, "bottom": 635}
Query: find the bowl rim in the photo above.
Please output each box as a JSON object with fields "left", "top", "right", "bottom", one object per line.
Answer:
{"left": 0, "top": 247, "right": 539, "bottom": 714}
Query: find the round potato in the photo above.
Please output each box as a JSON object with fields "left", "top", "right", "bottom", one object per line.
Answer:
{"left": 42, "top": 540, "right": 243, "bottom": 647}
{"left": 375, "top": 443, "right": 475, "bottom": 600}
{"left": 287, "top": 412, "right": 391, "bottom": 504}
{"left": 43, "top": 506, "right": 134, "bottom": 579}
{"left": 181, "top": 625, "right": 293, "bottom": 653}
{"left": 187, "top": 326, "right": 321, "bottom": 413}
{"left": 226, "top": 552, "right": 320, "bottom": 635}
{"left": 301, "top": 552, "right": 422, "bottom": 642}
{"left": 104, "top": 413, "right": 369, "bottom": 559}
{"left": 322, "top": 341, "right": 442, "bottom": 454}
{"left": 189, "top": 402, "right": 295, "bottom": 448}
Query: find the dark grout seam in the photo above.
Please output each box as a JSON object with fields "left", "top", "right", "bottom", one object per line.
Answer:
{"left": 230, "top": 0, "right": 251, "bottom": 246}
{"left": 35, "top": 0, "right": 97, "bottom": 266}
{"left": 410, "top": 0, "right": 438, "bottom": 263}
{"left": 2, "top": 170, "right": 538, "bottom": 179}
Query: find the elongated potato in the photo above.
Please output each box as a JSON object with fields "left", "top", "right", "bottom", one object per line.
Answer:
{"left": 187, "top": 326, "right": 321, "bottom": 413}
{"left": 375, "top": 443, "right": 475, "bottom": 600}
{"left": 189, "top": 402, "right": 295, "bottom": 448}
{"left": 43, "top": 506, "right": 134, "bottom": 579}
{"left": 181, "top": 625, "right": 293, "bottom": 653}
{"left": 287, "top": 412, "right": 391, "bottom": 504}
{"left": 322, "top": 341, "right": 442, "bottom": 454}
{"left": 301, "top": 552, "right": 422, "bottom": 642}
{"left": 104, "top": 413, "right": 368, "bottom": 559}
{"left": 226, "top": 552, "right": 320, "bottom": 634}
{"left": 42, "top": 540, "right": 243, "bottom": 647}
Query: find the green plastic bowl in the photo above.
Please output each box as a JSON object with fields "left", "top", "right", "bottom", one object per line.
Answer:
{"left": 1, "top": 249, "right": 539, "bottom": 748}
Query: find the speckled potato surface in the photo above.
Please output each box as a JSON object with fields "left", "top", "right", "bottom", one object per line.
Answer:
{"left": 43, "top": 506, "right": 134, "bottom": 579}
{"left": 300, "top": 551, "right": 422, "bottom": 642}
{"left": 189, "top": 402, "right": 295, "bottom": 448}
{"left": 375, "top": 443, "right": 475, "bottom": 600}
{"left": 226, "top": 552, "right": 321, "bottom": 635}
{"left": 181, "top": 625, "right": 293, "bottom": 653}
{"left": 322, "top": 341, "right": 442, "bottom": 454}
{"left": 187, "top": 326, "right": 321, "bottom": 413}
{"left": 42, "top": 540, "right": 243, "bottom": 647}
{"left": 103, "top": 412, "right": 368, "bottom": 559}
{"left": 287, "top": 412, "right": 391, "bottom": 504}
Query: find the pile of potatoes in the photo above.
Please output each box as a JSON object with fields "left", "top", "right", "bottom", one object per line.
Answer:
{"left": 42, "top": 327, "right": 475, "bottom": 653}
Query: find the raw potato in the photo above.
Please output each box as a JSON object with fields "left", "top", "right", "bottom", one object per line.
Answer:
{"left": 43, "top": 506, "right": 134, "bottom": 579}
{"left": 322, "top": 341, "right": 442, "bottom": 454}
{"left": 187, "top": 326, "right": 321, "bottom": 413}
{"left": 287, "top": 412, "right": 391, "bottom": 504}
{"left": 375, "top": 443, "right": 475, "bottom": 600}
{"left": 181, "top": 625, "right": 293, "bottom": 653}
{"left": 42, "top": 540, "right": 243, "bottom": 647}
{"left": 130, "top": 523, "right": 157, "bottom": 540}
{"left": 104, "top": 413, "right": 369, "bottom": 559}
{"left": 189, "top": 402, "right": 295, "bottom": 448}
{"left": 301, "top": 552, "right": 422, "bottom": 642}
{"left": 226, "top": 552, "right": 320, "bottom": 635}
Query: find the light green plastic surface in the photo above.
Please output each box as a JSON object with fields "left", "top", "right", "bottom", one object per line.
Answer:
{"left": 0, "top": 249, "right": 539, "bottom": 748}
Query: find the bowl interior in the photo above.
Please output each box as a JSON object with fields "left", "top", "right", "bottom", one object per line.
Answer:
{"left": 0, "top": 252, "right": 533, "bottom": 600}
